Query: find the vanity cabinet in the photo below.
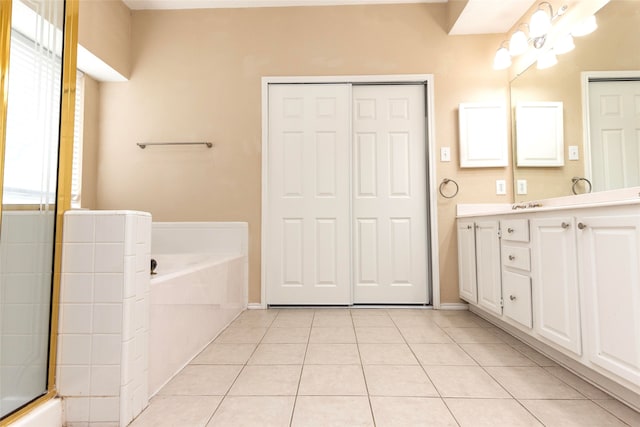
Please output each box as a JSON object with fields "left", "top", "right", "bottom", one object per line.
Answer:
{"left": 531, "top": 217, "right": 582, "bottom": 355}
{"left": 457, "top": 220, "right": 477, "bottom": 303}
{"left": 577, "top": 211, "right": 640, "bottom": 385}
{"left": 475, "top": 220, "right": 502, "bottom": 316}
{"left": 501, "top": 219, "right": 532, "bottom": 329}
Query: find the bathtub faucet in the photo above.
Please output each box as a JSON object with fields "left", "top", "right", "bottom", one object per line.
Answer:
{"left": 150, "top": 258, "right": 157, "bottom": 275}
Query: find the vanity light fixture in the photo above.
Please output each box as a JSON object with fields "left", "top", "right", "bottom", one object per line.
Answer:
{"left": 530, "top": 2, "right": 568, "bottom": 49}
{"left": 493, "top": 41, "right": 512, "bottom": 70}
{"left": 536, "top": 49, "right": 558, "bottom": 69}
{"left": 554, "top": 34, "right": 575, "bottom": 54}
{"left": 509, "top": 24, "right": 529, "bottom": 56}
{"left": 572, "top": 15, "right": 597, "bottom": 37}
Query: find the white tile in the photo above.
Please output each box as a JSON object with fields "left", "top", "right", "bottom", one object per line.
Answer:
{"left": 136, "top": 243, "right": 148, "bottom": 273}
{"left": 125, "top": 215, "right": 137, "bottom": 256}
{"left": 355, "top": 327, "right": 404, "bottom": 343}
{"left": 95, "top": 215, "right": 126, "bottom": 243}
{"left": 61, "top": 274, "right": 93, "bottom": 303}
{"left": 58, "top": 366, "right": 91, "bottom": 396}
{"left": 304, "top": 344, "right": 361, "bottom": 365}
{"left": 64, "top": 397, "right": 91, "bottom": 422}
{"left": 228, "top": 365, "right": 301, "bottom": 396}
{"left": 92, "top": 304, "right": 123, "bottom": 334}
{"left": 92, "top": 334, "right": 122, "bottom": 365}
{"left": 94, "top": 274, "right": 124, "bottom": 303}
{"left": 370, "top": 397, "right": 457, "bottom": 427}
{"left": 425, "top": 366, "right": 510, "bottom": 398}
{"left": 248, "top": 344, "right": 306, "bottom": 365}
{"left": 207, "top": 396, "right": 295, "bottom": 427}
{"left": 89, "top": 397, "right": 120, "bottom": 423}
{"left": 60, "top": 334, "right": 92, "bottom": 365}
{"left": 120, "top": 339, "right": 134, "bottom": 385}
{"left": 90, "top": 366, "right": 121, "bottom": 396}
{"left": 358, "top": 344, "right": 418, "bottom": 365}
{"left": 298, "top": 365, "right": 367, "bottom": 396}
{"left": 309, "top": 327, "right": 356, "bottom": 344}
{"left": 62, "top": 243, "right": 95, "bottom": 273}
{"left": 94, "top": 243, "right": 125, "bottom": 273}
{"left": 123, "top": 256, "right": 137, "bottom": 298}
{"left": 291, "top": 396, "right": 373, "bottom": 427}
{"left": 60, "top": 304, "right": 93, "bottom": 334}
{"left": 64, "top": 215, "right": 95, "bottom": 243}
{"left": 159, "top": 365, "right": 242, "bottom": 396}
{"left": 363, "top": 365, "right": 438, "bottom": 397}
{"left": 122, "top": 298, "right": 135, "bottom": 341}
{"left": 129, "top": 395, "right": 221, "bottom": 427}
{"left": 445, "top": 398, "right": 542, "bottom": 427}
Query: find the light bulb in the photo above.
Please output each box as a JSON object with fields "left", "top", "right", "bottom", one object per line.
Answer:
{"left": 572, "top": 15, "right": 597, "bottom": 37}
{"left": 509, "top": 30, "right": 528, "bottom": 56}
{"left": 493, "top": 47, "right": 512, "bottom": 70}
{"left": 536, "top": 50, "right": 558, "bottom": 69}
{"left": 554, "top": 34, "right": 575, "bottom": 54}
{"left": 530, "top": 7, "right": 551, "bottom": 38}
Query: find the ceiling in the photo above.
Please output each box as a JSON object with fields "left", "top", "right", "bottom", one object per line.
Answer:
{"left": 121, "top": 0, "right": 536, "bottom": 35}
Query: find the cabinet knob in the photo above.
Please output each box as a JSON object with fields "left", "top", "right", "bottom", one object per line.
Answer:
{"left": 508, "top": 255, "right": 515, "bottom": 261}
{"left": 467, "top": 225, "right": 472, "bottom": 230}
{"left": 507, "top": 228, "right": 514, "bottom": 233}
{"left": 578, "top": 222, "right": 587, "bottom": 230}
{"left": 509, "top": 295, "right": 516, "bottom": 301}
{"left": 561, "top": 222, "right": 570, "bottom": 229}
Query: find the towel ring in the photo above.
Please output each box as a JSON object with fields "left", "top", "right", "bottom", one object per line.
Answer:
{"left": 439, "top": 178, "right": 459, "bottom": 199}
{"left": 571, "top": 177, "right": 592, "bottom": 195}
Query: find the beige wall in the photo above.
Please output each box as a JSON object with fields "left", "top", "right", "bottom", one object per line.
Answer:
{"left": 79, "top": 0, "right": 132, "bottom": 78}
{"left": 81, "top": 75, "right": 100, "bottom": 209}
{"left": 96, "top": 3, "right": 512, "bottom": 304}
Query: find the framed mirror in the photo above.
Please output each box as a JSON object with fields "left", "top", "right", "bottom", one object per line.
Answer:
{"left": 510, "top": 0, "right": 640, "bottom": 202}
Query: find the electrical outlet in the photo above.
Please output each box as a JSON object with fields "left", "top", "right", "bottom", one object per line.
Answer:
{"left": 568, "top": 145, "right": 579, "bottom": 160}
{"left": 440, "top": 147, "right": 451, "bottom": 162}
{"left": 517, "top": 179, "right": 528, "bottom": 195}
{"left": 496, "top": 179, "right": 507, "bottom": 195}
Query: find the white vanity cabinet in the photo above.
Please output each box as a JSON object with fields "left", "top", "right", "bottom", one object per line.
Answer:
{"left": 475, "top": 220, "right": 502, "bottom": 316}
{"left": 501, "top": 219, "right": 532, "bottom": 329}
{"left": 577, "top": 210, "right": 640, "bottom": 386}
{"left": 531, "top": 217, "right": 582, "bottom": 356}
{"left": 457, "top": 220, "right": 477, "bottom": 303}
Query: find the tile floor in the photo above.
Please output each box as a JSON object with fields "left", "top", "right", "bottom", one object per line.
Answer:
{"left": 129, "top": 308, "right": 640, "bottom": 427}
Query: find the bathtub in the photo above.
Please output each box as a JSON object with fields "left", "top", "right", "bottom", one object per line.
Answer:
{"left": 148, "top": 252, "right": 246, "bottom": 395}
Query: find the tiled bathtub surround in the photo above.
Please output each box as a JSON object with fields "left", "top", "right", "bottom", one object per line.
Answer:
{"left": 58, "top": 210, "right": 152, "bottom": 427}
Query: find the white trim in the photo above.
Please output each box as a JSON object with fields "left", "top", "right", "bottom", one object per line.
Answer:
{"left": 261, "top": 74, "right": 440, "bottom": 308}
{"left": 9, "top": 399, "right": 62, "bottom": 427}
{"left": 247, "top": 303, "right": 267, "bottom": 310}
{"left": 581, "top": 70, "right": 640, "bottom": 186}
{"left": 439, "top": 303, "right": 469, "bottom": 311}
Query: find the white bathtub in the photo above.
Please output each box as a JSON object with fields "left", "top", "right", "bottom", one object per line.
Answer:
{"left": 148, "top": 252, "right": 246, "bottom": 395}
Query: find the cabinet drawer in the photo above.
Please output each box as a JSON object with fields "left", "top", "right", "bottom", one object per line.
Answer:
{"left": 502, "top": 245, "right": 531, "bottom": 271}
{"left": 503, "top": 270, "right": 532, "bottom": 328}
{"left": 502, "top": 219, "right": 529, "bottom": 242}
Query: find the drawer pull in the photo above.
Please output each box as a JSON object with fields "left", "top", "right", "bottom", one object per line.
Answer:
{"left": 507, "top": 228, "right": 514, "bottom": 233}
{"left": 561, "top": 222, "right": 570, "bottom": 229}
{"left": 509, "top": 295, "right": 516, "bottom": 301}
{"left": 578, "top": 222, "right": 587, "bottom": 230}
{"left": 508, "top": 255, "right": 515, "bottom": 261}
{"left": 467, "top": 225, "right": 472, "bottom": 230}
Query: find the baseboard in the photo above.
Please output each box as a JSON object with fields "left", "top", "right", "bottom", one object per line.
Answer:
{"left": 247, "top": 303, "right": 267, "bottom": 310}
{"left": 438, "top": 303, "right": 469, "bottom": 311}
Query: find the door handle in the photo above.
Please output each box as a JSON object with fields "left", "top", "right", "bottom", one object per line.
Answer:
{"left": 578, "top": 222, "right": 587, "bottom": 230}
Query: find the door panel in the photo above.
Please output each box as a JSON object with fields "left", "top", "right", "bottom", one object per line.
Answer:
{"left": 475, "top": 220, "right": 502, "bottom": 315}
{"left": 267, "top": 84, "right": 351, "bottom": 304}
{"left": 352, "top": 85, "right": 428, "bottom": 304}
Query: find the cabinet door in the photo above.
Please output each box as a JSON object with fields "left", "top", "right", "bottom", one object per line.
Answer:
{"left": 577, "top": 213, "right": 640, "bottom": 385}
{"left": 531, "top": 217, "right": 582, "bottom": 355}
{"left": 503, "top": 270, "right": 532, "bottom": 329}
{"left": 457, "top": 220, "right": 477, "bottom": 304}
{"left": 476, "top": 220, "right": 502, "bottom": 315}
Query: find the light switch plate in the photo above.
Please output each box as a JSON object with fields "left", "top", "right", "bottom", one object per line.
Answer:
{"left": 517, "top": 179, "right": 528, "bottom": 195}
{"left": 496, "top": 179, "right": 507, "bottom": 195}
{"left": 440, "top": 147, "right": 451, "bottom": 162}
{"left": 568, "top": 145, "right": 579, "bottom": 160}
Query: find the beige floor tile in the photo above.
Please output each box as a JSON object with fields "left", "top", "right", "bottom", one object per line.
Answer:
{"left": 445, "top": 398, "right": 543, "bottom": 427}
{"left": 291, "top": 396, "right": 373, "bottom": 427}
{"left": 424, "top": 366, "right": 510, "bottom": 398}
{"left": 192, "top": 343, "right": 257, "bottom": 364}
{"left": 352, "top": 316, "right": 395, "bottom": 327}
{"left": 443, "top": 327, "right": 504, "bottom": 343}
{"left": 359, "top": 343, "right": 418, "bottom": 365}
{"left": 594, "top": 399, "right": 640, "bottom": 426}
{"left": 355, "top": 327, "right": 404, "bottom": 343}
{"left": 544, "top": 366, "right": 612, "bottom": 399}
{"left": 228, "top": 365, "right": 301, "bottom": 396}
{"left": 129, "top": 395, "right": 222, "bottom": 427}
{"left": 399, "top": 326, "right": 454, "bottom": 343}
{"left": 364, "top": 365, "right": 438, "bottom": 397}
{"left": 410, "top": 343, "right": 477, "bottom": 366}
{"left": 298, "top": 365, "right": 367, "bottom": 395}
{"left": 520, "top": 399, "right": 628, "bottom": 426}
{"left": 486, "top": 366, "right": 585, "bottom": 399}
{"left": 312, "top": 314, "right": 353, "bottom": 327}
{"left": 390, "top": 316, "right": 438, "bottom": 328}
{"left": 206, "top": 396, "right": 294, "bottom": 427}
{"left": 511, "top": 343, "right": 558, "bottom": 367}
{"left": 351, "top": 308, "right": 390, "bottom": 317}
{"left": 433, "top": 315, "right": 481, "bottom": 328}
{"left": 215, "top": 327, "right": 267, "bottom": 343}
{"left": 271, "top": 312, "right": 314, "bottom": 328}
{"left": 370, "top": 397, "right": 457, "bottom": 427}
{"left": 460, "top": 343, "right": 537, "bottom": 367}
{"left": 158, "top": 365, "right": 242, "bottom": 396}
{"left": 490, "top": 328, "right": 523, "bottom": 345}
{"left": 233, "top": 312, "right": 278, "bottom": 328}
{"left": 304, "top": 343, "right": 361, "bottom": 364}
{"left": 470, "top": 316, "right": 496, "bottom": 328}
{"left": 247, "top": 343, "right": 306, "bottom": 365}
{"left": 309, "top": 327, "right": 356, "bottom": 343}
{"left": 261, "top": 327, "right": 310, "bottom": 344}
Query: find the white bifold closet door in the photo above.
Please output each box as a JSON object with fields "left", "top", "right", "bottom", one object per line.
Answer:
{"left": 266, "top": 83, "right": 427, "bottom": 305}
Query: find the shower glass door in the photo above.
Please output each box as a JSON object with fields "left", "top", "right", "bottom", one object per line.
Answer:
{"left": 0, "top": 0, "right": 65, "bottom": 418}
